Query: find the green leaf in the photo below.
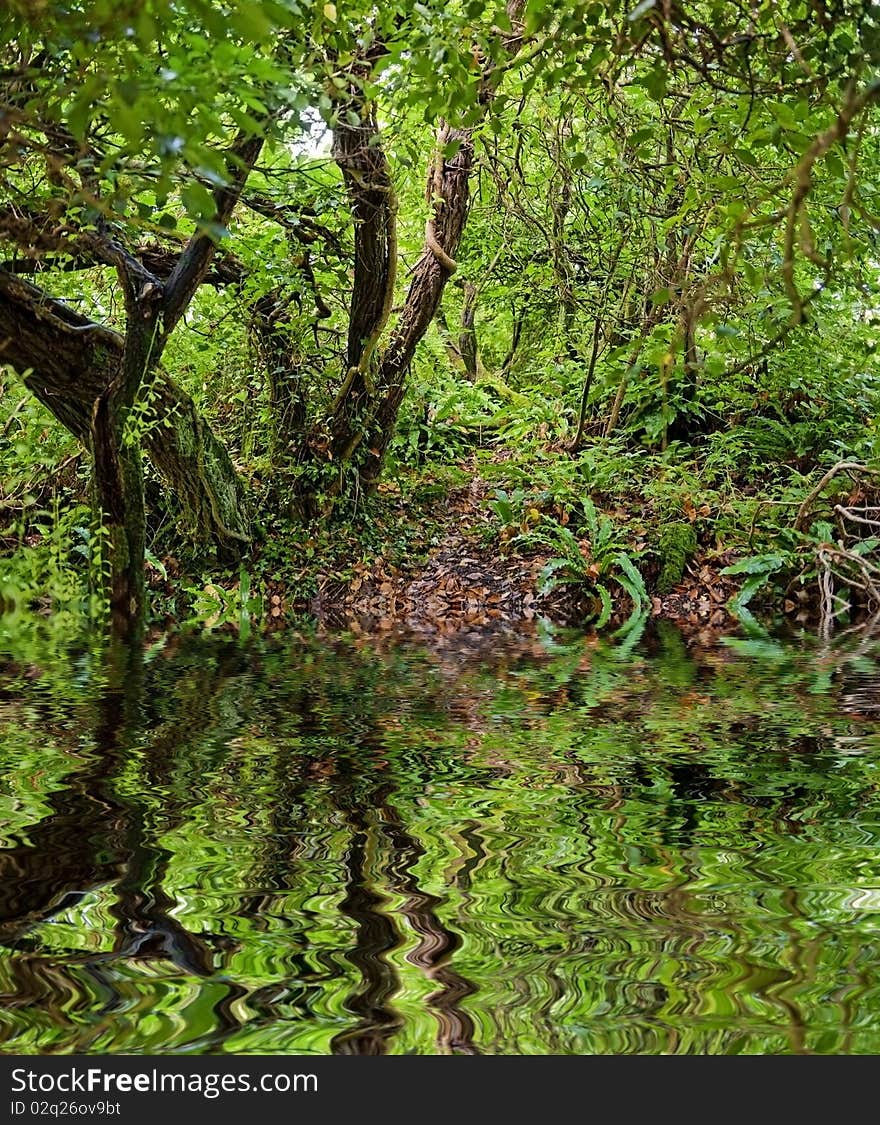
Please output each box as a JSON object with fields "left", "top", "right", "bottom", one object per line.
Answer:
{"left": 181, "top": 181, "right": 217, "bottom": 220}
{"left": 230, "top": 1, "right": 275, "bottom": 39}
{"left": 639, "top": 66, "right": 667, "bottom": 99}
{"left": 67, "top": 77, "right": 102, "bottom": 140}
{"left": 734, "top": 146, "right": 758, "bottom": 167}
{"left": 825, "top": 150, "right": 845, "bottom": 179}
{"left": 728, "top": 572, "right": 777, "bottom": 615}
{"left": 145, "top": 549, "right": 167, "bottom": 580}
{"left": 582, "top": 497, "right": 599, "bottom": 542}
{"left": 769, "top": 102, "right": 798, "bottom": 131}
{"left": 538, "top": 558, "right": 575, "bottom": 595}
{"left": 614, "top": 552, "right": 648, "bottom": 607}
{"left": 595, "top": 584, "right": 613, "bottom": 628}
{"left": 851, "top": 537, "right": 880, "bottom": 557}
{"left": 721, "top": 553, "right": 786, "bottom": 577}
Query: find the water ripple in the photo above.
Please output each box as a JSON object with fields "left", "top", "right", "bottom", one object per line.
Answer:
{"left": 4, "top": 627, "right": 880, "bottom": 1052}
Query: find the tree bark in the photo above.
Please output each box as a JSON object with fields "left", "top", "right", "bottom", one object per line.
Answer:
{"left": 327, "top": 91, "right": 398, "bottom": 461}
{"left": 87, "top": 248, "right": 164, "bottom": 633}
{"left": 500, "top": 301, "right": 524, "bottom": 377}
{"left": 358, "top": 121, "right": 476, "bottom": 483}
{"left": 434, "top": 305, "right": 467, "bottom": 374}
{"left": 0, "top": 270, "right": 251, "bottom": 556}
{"left": 355, "top": 0, "right": 527, "bottom": 484}
{"left": 1, "top": 127, "right": 264, "bottom": 631}
{"left": 458, "top": 279, "right": 479, "bottom": 381}
{"left": 252, "top": 289, "right": 308, "bottom": 466}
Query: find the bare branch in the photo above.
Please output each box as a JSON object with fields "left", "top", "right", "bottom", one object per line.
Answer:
{"left": 162, "top": 130, "right": 265, "bottom": 335}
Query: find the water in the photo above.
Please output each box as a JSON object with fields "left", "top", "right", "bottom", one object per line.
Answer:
{"left": 3, "top": 618, "right": 880, "bottom": 1055}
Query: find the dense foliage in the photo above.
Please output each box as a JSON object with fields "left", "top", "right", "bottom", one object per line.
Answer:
{"left": 1, "top": 1, "right": 880, "bottom": 637}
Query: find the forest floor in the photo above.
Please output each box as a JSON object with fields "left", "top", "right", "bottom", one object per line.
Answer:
{"left": 259, "top": 453, "right": 747, "bottom": 642}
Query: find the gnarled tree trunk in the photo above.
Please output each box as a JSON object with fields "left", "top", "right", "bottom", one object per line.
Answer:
{"left": 326, "top": 86, "right": 398, "bottom": 464}
{"left": 253, "top": 289, "right": 309, "bottom": 468}
{"left": 0, "top": 271, "right": 251, "bottom": 558}
{"left": 356, "top": 0, "right": 527, "bottom": 485}
{"left": 458, "top": 279, "right": 479, "bottom": 382}
{"left": 358, "top": 120, "right": 477, "bottom": 484}
{"left": 1, "top": 126, "right": 263, "bottom": 633}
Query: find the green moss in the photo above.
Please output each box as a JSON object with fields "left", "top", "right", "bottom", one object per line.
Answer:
{"left": 655, "top": 521, "right": 697, "bottom": 594}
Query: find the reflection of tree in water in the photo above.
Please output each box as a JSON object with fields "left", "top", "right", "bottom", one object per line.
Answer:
{"left": 536, "top": 629, "right": 880, "bottom": 1054}
{"left": 0, "top": 633, "right": 484, "bottom": 1053}
{"left": 5, "top": 624, "right": 880, "bottom": 1053}
{"left": 0, "top": 640, "right": 244, "bottom": 1040}
{"left": 247, "top": 640, "right": 506, "bottom": 1054}
{"left": 242, "top": 669, "right": 480, "bottom": 1056}
{"left": 329, "top": 766, "right": 478, "bottom": 1056}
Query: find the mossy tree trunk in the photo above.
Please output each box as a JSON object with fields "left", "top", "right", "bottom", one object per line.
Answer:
{"left": 355, "top": 121, "right": 482, "bottom": 487}
{"left": 0, "top": 130, "right": 263, "bottom": 633}
{"left": 287, "top": 2, "right": 526, "bottom": 499}
{"left": 458, "top": 279, "right": 479, "bottom": 382}
{"left": 252, "top": 289, "right": 309, "bottom": 469}
{"left": 324, "top": 78, "right": 398, "bottom": 466}
{"left": 0, "top": 270, "right": 251, "bottom": 564}
{"left": 87, "top": 251, "right": 163, "bottom": 634}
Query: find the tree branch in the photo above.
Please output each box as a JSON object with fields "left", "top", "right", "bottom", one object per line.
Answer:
{"left": 162, "top": 130, "right": 265, "bottom": 335}
{"left": 0, "top": 269, "right": 250, "bottom": 552}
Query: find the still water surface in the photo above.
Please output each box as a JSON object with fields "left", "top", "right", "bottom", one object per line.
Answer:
{"left": 3, "top": 620, "right": 880, "bottom": 1054}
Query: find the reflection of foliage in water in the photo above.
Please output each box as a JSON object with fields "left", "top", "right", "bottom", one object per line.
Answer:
{"left": 2, "top": 622, "right": 880, "bottom": 1054}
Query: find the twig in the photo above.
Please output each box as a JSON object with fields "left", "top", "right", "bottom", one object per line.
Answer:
{"left": 795, "top": 461, "right": 880, "bottom": 531}
{"left": 834, "top": 504, "right": 880, "bottom": 530}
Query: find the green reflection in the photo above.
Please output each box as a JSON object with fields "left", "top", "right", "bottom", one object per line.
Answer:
{"left": 3, "top": 623, "right": 880, "bottom": 1054}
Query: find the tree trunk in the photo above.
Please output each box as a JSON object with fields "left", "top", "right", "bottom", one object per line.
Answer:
{"left": 90, "top": 267, "right": 162, "bottom": 632}
{"left": 326, "top": 91, "right": 397, "bottom": 462}
{"left": 458, "top": 280, "right": 479, "bottom": 381}
{"left": 0, "top": 270, "right": 251, "bottom": 557}
{"left": 90, "top": 390, "right": 148, "bottom": 635}
{"left": 355, "top": 0, "right": 527, "bottom": 484}
{"left": 253, "top": 289, "right": 308, "bottom": 466}
{"left": 681, "top": 298, "right": 700, "bottom": 405}
{"left": 357, "top": 121, "right": 475, "bottom": 484}
{"left": 434, "top": 305, "right": 467, "bottom": 374}
{"left": 305, "top": 3, "right": 526, "bottom": 495}
{"left": 2, "top": 128, "right": 263, "bottom": 632}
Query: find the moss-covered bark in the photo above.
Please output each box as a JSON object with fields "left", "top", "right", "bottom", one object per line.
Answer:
{"left": 0, "top": 270, "right": 250, "bottom": 556}
{"left": 656, "top": 522, "right": 698, "bottom": 594}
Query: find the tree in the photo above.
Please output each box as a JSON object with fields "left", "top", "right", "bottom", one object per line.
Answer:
{"left": 0, "top": 1, "right": 302, "bottom": 630}
{"left": 0, "top": 0, "right": 533, "bottom": 628}
{"left": 2, "top": 0, "right": 879, "bottom": 633}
